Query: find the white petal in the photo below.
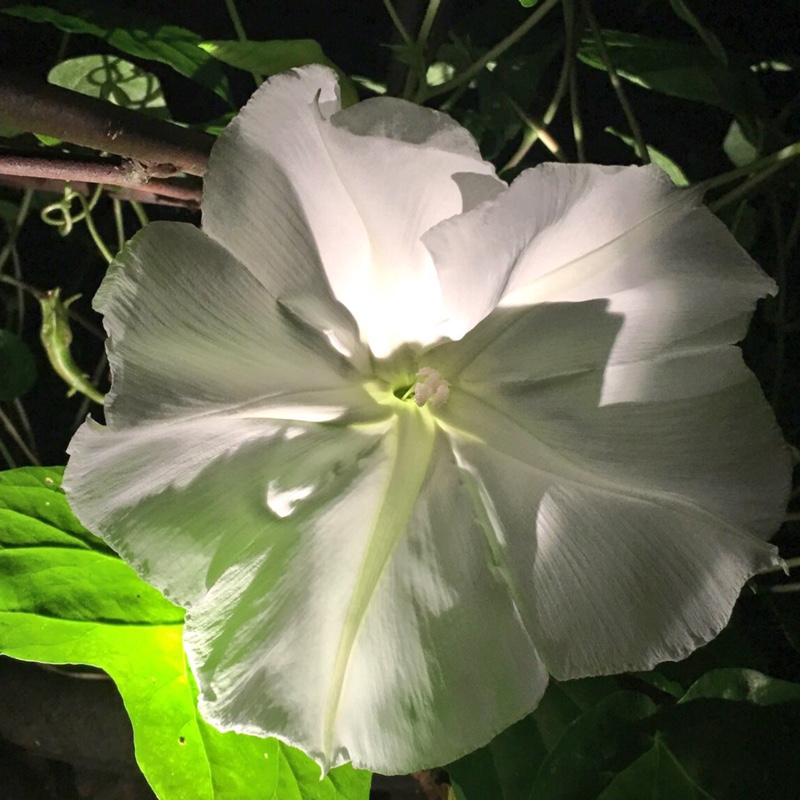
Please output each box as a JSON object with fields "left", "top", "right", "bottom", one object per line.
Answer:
{"left": 423, "top": 163, "right": 775, "bottom": 355}
{"left": 97, "top": 221, "right": 374, "bottom": 426}
{"left": 65, "top": 416, "right": 292, "bottom": 606}
{"left": 529, "top": 483, "right": 781, "bottom": 679}
{"left": 442, "top": 394, "right": 783, "bottom": 680}
{"left": 432, "top": 298, "right": 790, "bottom": 537}
{"left": 75, "top": 407, "right": 547, "bottom": 774}
{"left": 204, "top": 65, "right": 498, "bottom": 356}
{"left": 425, "top": 291, "right": 790, "bottom": 678}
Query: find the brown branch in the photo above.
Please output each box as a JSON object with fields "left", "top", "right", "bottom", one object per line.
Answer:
{"left": 0, "top": 152, "right": 202, "bottom": 208}
{"left": 0, "top": 70, "right": 214, "bottom": 176}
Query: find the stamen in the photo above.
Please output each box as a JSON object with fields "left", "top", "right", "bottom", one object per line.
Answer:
{"left": 414, "top": 367, "right": 450, "bottom": 408}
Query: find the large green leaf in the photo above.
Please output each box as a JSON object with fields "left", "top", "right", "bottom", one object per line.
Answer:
{"left": 578, "top": 30, "right": 765, "bottom": 118}
{"left": 649, "top": 698, "right": 800, "bottom": 799}
{"left": 1, "top": 1, "right": 233, "bottom": 103}
{"left": 49, "top": 54, "right": 170, "bottom": 118}
{"left": 529, "top": 691, "right": 658, "bottom": 800}
{"left": 0, "top": 330, "right": 36, "bottom": 401}
{"left": 598, "top": 738, "right": 715, "bottom": 800}
{"left": 0, "top": 467, "right": 370, "bottom": 800}
{"left": 199, "top": 39, "right": 359, "bottom": 107}
{"left": 447, "top": 711, "right": 548, "bottom": 800}
{"left": 447, "top": 678, "right": 620, "bottom": 800}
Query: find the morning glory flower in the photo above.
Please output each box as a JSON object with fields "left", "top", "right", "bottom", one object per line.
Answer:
{"left": 64, "top": 65, "right": 791, "bottom": 775}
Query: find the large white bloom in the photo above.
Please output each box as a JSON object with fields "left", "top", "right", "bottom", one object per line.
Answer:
{"left": 64, "top": 65, "right": 791, "bottom": 775}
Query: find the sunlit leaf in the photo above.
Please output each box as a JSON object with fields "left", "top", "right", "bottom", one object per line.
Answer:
{"left": 0, "top": 330, "right": 36, "bottom": 401}
{"left": 0, "top": 467, "right": 370, "bottom": 800}
{"left": 1, "top": 0, "right": 233, "bottom": 103}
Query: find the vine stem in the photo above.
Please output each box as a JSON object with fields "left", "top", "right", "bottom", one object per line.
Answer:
{"left": 0, "top": 406, "right": 40, "bottom": 466}
{"left": 421, "top": 0, "right": 562, "bottom": 102}
{"left": 705, "top": 142, "right": 800, "bottom": 212}
{"left": 383, "top": 0, "right": 414, "bottom": 45}
{"left": 224, "top": 0, "right": 263, "bottom": 85}
{"left": 0, "top": 71, "right": 213, "bottom": 176}
{"left": 0, "top": 188, "right": 33, "bottom": 274}
{"left": 580, "top": 0, "right": 649, "bottom": 164}
{"left": 0, "top": 153, "right": 202, "bottom": 207}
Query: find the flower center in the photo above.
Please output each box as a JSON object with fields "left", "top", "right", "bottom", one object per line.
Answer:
{"left": 412, "top": 367, "right": 450, "bottom": 408}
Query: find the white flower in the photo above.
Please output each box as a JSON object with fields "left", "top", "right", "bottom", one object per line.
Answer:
{"left": 64, "top": 65, "right": 791, "bottom": 775}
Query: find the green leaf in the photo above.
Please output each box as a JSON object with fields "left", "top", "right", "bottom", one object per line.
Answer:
{"left": 679, "top": 668, "right": 800, "bottom": 705}
{"left": 577, "top": 30, "right": 766, "bottom": 118}
{"left": 447, "top": 711, "right": 548, "bottom": 800}
{"left": 1, "top": 1, "right": 233, "bottom": 103}
{"left": 0, "top": 467, "right": 370, "bottom": 800}
{"left": 200, "top": 39, "right": 359, "bottom": 107}
{"left": 598, "top": 738, "right": 715, "bottom": 800}
{"left": 605, "top": 127, "right": 690, "bottom": 186}
{"left": 0, "top": 330, "right": 37, "bottom": 401}
{"left": 530, "top": 691, "right": 658, "bottom": 799}
{"left": 650, "top": 699, "right": 800, "bottom": 799}
{"left": 723, "top": 120, "right": 759, "bottom": 167}
{"left": 49, "top": 54, "right": 170, "bottom": 118}
{"left": 518, "top": 0, "right": 541, "bottom": 7}
{"left": 445, "top": 678, "right": 632, "bottom": 800}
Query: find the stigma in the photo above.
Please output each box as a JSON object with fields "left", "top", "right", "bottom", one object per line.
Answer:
{"left": 414, "top": 367, "right": 450, "bottom": 409}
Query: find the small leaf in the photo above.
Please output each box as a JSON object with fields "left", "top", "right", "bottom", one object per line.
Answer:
{"left": 0, "top": 467, "right": 370, "bottom": 800}
{"left": 0, "top": 330, "right": 37, "bottom": 401}
{"left": 1, "top": 1, "right": 233, "bottom": 103}
{"left": 518, "top": 0, "right": 541, "bottom": 7}
{"left": 49, "top": 54, "right": 170, "bottom": 118}
{"left": 723, "top": 120, "right": 759, "bottom": 167}
{"left": 605, "top": 126, "right": 690, "bottom": 186}
{"left": 201, "top": 39, "right": 359, "bottom": 107}
{"left": 679, "top": 668, "right": 800, "bottom": 705}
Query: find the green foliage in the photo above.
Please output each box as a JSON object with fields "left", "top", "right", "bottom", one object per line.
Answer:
{"left": 48, "top": 54, "right": 170, "bottom": 118}
{"left": 0, "top": 330, "right": 36, "bottom": 401}
{"left": 679, "top": 667, "right": 800, "bottom": 705}
{"left": 200, "top": 39, "right": 360, "bottom": 106}
{"left": 577, "top": 30, "right": 766, "bottom": 119}
{"left": 450, "top": 668, "right": 800, "bottom": 800}
{"left": 598, "top": 739, "right": 714, "bottom": 799}
{"left": 1, "top": 0, "right": 233, "bottom": 103}
{"left": 0, "top": 467, "right": 370, "bottom": 800}
{"left": 605, "top": 127, "right": 689, "bottom": 186}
